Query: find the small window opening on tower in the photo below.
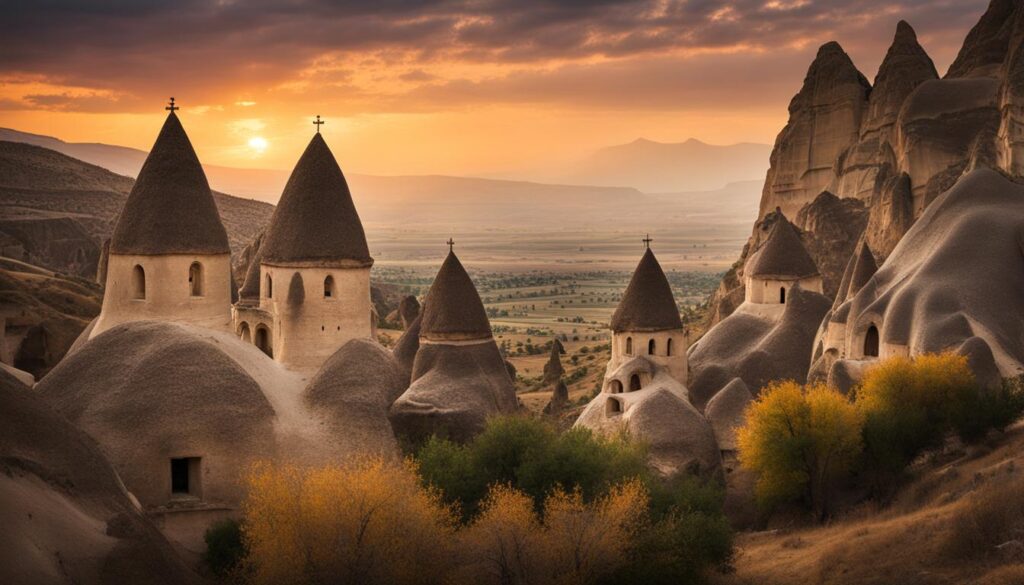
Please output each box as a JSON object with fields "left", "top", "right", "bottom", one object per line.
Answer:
{"left": 266, "top": 274, "right": 273, "bottom": 298}
{"left": 189, "top": 262, "right": 204, "bottom": 297}
{"left": 132, "top": 265, "right": 146, "bottom": 300}
{"left": 324, "top": 275, "right": 336, "bottom": 298}
{"left": 648, "top": 339, "right": 656, "bottom": 355}
{"left": 609, "top": 380, "right": 623, "bottom": 394}
{"left": 667, "top": 338, "right": 673, "bottom": 356}
{"left": 625, "top": 337, "right": 633, "bottom": 355}
{"left": 780, "top": 287, "right": 787, "bottom": 304}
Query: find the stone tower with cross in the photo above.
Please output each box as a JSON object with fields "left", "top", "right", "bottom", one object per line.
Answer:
{"left": 605, "top": 236, "right": 688, "bottom": 385}
{"left": 231, "top": 120, "right": 375, "bottom": 370}
{"left": 92, "top": 100, "right": 234, "bottom": 338}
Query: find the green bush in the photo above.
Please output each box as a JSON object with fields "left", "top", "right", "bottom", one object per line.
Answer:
{"left": 203, "top": 518, "right": 246, "bottom": 578}
{"left": 416, "top": 416, "right": 649, "bottom": 516}
{"left": 606, "top": 476, "right": 734, "bottom": 584}
{"left": 417, "top": 416, "right": 733, "bottom": 584}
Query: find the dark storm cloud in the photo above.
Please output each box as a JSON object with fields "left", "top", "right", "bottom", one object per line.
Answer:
{"left": 0, "top": 0, "right": 991, "bottom": 112}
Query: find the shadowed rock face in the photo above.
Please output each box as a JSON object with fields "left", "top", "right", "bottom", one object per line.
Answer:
{"left": 389, "top": 340, "right": 518, "bottom": 443}
{"left": 0, "top": 369, "right": 200, "bottom": 585}
{"left": 689, "top": 286, "right": 831, "bottom": 409}
{"left": 811, "top": 169, "right": 1024, "bottom": 386}
{"left": 305, "top": 339, "right": 403, "bottom": 455}
{"left": 704, "top": 378, "right": 754, "bottom": 452}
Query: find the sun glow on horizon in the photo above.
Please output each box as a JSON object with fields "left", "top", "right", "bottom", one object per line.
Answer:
{"left": 248, "top": 136, "right": 269, "bottom": 154}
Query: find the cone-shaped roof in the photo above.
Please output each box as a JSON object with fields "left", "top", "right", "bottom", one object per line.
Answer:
{"left": 610, "top": 248, "right": 682, "bottom": 333}
{"left": 847, "top": 240, "right": 878, "bottom": 296}
{"left": 746, "top": 213, "right": 819, "bottom": 279}
{"left": 420, "top": 251, "right": 492, "bottom": 341}
{"left": 260, "top": 133, "right": 372, "bottom": 267}
{"left": 110, "top": 112, "right": 229, "bottom": 255}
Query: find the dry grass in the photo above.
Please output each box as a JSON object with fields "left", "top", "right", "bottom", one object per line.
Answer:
{"left": 713, "top": 422, "right": 1024, "bottom": 585}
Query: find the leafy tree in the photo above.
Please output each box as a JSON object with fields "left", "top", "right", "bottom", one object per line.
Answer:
{"left": 737, "top": 381, "right": 863, "bottom": 519}
{"left": 855, "top": 353, "right": 1024, "bottom": 490}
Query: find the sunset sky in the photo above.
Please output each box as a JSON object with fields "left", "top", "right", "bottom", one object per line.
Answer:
{"left": 0, "top": 0, "right": 990, "bottom": 179}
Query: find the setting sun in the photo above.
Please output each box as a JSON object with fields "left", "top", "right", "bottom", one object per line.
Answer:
{"left": 248, "top": 136, "right": 268, "bottom": 153}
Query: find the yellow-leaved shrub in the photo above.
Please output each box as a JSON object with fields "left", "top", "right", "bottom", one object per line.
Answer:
{"left": 243, "top": 459, "right": 457, "bottom": 585}
{"left": 737, "top": 381, "right": 863, "bottom": 519}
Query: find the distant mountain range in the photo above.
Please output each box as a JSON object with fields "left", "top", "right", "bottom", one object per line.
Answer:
{"left": 0, "top": 128, "right": 769, "bottom": 202}
{"left": 559, "top": 138, "right": 770, "bottom": 193}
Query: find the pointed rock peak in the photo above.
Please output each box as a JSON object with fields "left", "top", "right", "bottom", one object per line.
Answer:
{"left": 420, "top": 251, "right": 492, "bottom": 341}
{"left": 947, "top": 0, "right": 1019, "bottom": 78}
{"left": 848, "top": 240, "right": 878, "bottom": 295}
{"left": 895, "top": 20, "right": 916, "bottom": 42}
{"left": 260, "top": 133, "right": 372, "bottom": 267}
{"left": 110, "top": 111, "right": 229, "bottom": 255}
{"left": 817, "top": 41, "right": 845, "bottom": 57}
{"left": 746, "top": 212, "right": 819, "bottom": 279}
{"left": 610, "top": 248, "right": 682, "bottom": 333}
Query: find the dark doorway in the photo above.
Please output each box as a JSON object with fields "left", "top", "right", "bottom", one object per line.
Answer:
{"left": 864, "top": 325, "right": 880, "bottom": 357}
{"left": 255, "top": 326, "right": 273, "bottom": 358}
{"left": 780, "top": 287, "right": 786, "bottom": 304}
{"left": 629, "top": 374, "right": 641, "bottom": 391}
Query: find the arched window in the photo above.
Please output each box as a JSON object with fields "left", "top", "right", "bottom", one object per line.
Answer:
{"left": 254, "top": 326, "right": 273, "bottom": 358}
{"left": 189, "top": 262, "right": 203, "bottom": 297}
{"left": 648, "top": 339, "right": 656, "bottom": 355}
{"left": 629, "top": 374, "right": 641, "bottom": 392}
{"left": 265, "top": 274, "right": 273, "bottom": 299}
{"left": 864, "top": 325, "right": 880, "bottom": 358}
{"left": 625, "top": 337, "right": 633, "bottom": 355}
{"left": 131, "top": 265, "right": 146, "bottom": 300}
{"left": 780, "top": 286, "right": 786, "bottom": 304}
{"left": 324, "top": 275, "right": 336, "bottom": 298}
{"left": 666, "top": 338, "right": 673, "bottom": 357}
{"left": 238, "top": 322, "right": 251, "bottom": 343}
{"left": 609, "top": 380, "right": 623, "bottom": 394}
{"left": 606, "top": 397, "right": 622, "bottom": 416}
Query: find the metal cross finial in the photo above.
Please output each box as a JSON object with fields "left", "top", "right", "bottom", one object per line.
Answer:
{"left": 643, "top": 234, "right": 653, "bottom": 249}
{"left": 447, "top": 238, "right": 455, "bottom": 253}
{"left": 313, "top": 115, "right": 324, "bottom": 133}
{"left": 165, "top": 97, "right": 179, "bottom": 112}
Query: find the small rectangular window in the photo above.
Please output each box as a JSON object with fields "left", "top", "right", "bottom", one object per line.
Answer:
{"left": 170, "top": 457, "right": 201, "bottom": 498}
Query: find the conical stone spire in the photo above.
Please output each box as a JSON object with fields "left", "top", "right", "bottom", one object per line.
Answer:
{"left": 610, "top": 248, "right": 682, "bottom": 333}
{"left": 864, "top": 21, "right": 938, "bottom": 133}
{"left": 110, "top": 112, "right": 229, "bottom": 255}
{"left": 746, "top": 212, "right": 819, "bottom": 279}
{"left": 260, "top": 133, "right": 371, "bottom": 267}
{"left": 420, "top": 250, "right": 492, "bottom": 341}
{"left": 947, "top": 0, "right": 1019, "bottom": 78}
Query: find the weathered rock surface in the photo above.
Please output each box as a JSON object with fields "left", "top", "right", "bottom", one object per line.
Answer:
{"left": 0, "top": 369, "right": 200, "bottom": 585}
{"left": 704, "top": 378, "right": 754, "bottom": 452}
{"left": 390, "top": 340, "right": 519, "bottom": 442}
{"left": 760, "top": 42, "right": 870, "bottom": 221}
{"left": 305, "top": 339, "right": 403, "bottom": 454}
{"left": 0, "top": 257, "right": 101, "bottom": 378}
{"left": 690, "top": 285, "right": 831, "bottom": 409}
{"left": 708, "top": 11, "right": 1024, "bottom": 329}
{"left": 810, "top": 169, "right": 1024, "bottom": 385}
